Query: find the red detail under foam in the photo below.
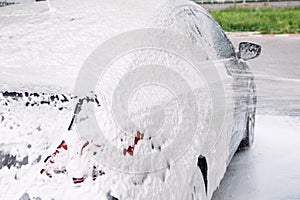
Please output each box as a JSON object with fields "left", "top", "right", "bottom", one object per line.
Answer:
{"left": 80, "top": 141, "right": 90, "bottom": 155}
{"left": 123, "top": 146, "right": 134, "bottom": 156}
{"left": 134, "top": 131, "right": 144, "bottom": 145}
{"left": 123, "top": 131, "right": 144, "bottom": 156}
{"left": 73, "top": 177, "right": 85, "bottom": 184}
{"left": 41, "top": 140, "right": 69, "bottom": 176}
{"left": 41, "top": 139, "right": 106, "bottom": 185}
{"left": 58, "top": 140, "right": 68, "bottom": 150}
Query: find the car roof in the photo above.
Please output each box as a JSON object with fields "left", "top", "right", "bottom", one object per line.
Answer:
{"left": 0, "top": 0, "right": 206, "bottom": 94}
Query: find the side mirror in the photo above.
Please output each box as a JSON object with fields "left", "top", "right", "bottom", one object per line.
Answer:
{"left": 238, "top": 42, "right": 261, "bottom": 60}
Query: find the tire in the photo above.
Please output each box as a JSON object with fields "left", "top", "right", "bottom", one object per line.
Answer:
{"left": 239, "top": 111, "right": 255, "bottom": 149}
{"left": 239, "top": 78, "right": 256, "bottom": 150}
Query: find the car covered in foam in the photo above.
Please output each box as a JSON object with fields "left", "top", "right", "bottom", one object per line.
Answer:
{"left": 0, "top": 0, "right": 260, "bottom": 199}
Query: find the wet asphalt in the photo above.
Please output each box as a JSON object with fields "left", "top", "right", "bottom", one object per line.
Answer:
{"left": 212, "top": 36, "right": 300, "bottom": 200}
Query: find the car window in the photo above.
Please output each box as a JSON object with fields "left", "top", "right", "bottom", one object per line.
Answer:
{"left": 174, "top": 6, "right": 236, "bottom": 60}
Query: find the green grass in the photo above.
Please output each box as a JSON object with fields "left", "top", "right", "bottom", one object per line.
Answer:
{"left": 209, "top": 7, "right": 300, "bottom": 34}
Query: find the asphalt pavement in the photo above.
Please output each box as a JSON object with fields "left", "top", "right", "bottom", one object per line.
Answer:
{"left": 212, "top": 36, "right": 300, "bottom": 200}
{"left": 232, "top": 36, "right": 300, "bottom": 116}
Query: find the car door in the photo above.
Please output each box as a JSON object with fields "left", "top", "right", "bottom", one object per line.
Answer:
{"left": 172, "top": 4, "right": 253, "bottom": 163}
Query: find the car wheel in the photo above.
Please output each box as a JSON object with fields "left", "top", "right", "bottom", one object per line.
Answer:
{"left": 239, "top": 111, "right": 255, "bottom": 149}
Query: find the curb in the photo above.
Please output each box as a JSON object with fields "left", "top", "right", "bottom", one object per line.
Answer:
{"left": 226, "top": 32, "right": 300, "bottom": 38}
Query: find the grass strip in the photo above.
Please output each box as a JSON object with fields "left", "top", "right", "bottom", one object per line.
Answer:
{"left": 209, "top": 7, "right": 300, "bottom": 34}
